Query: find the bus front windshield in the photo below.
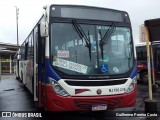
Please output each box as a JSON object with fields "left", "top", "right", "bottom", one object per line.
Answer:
{"left": 51, "top": 22, "right": 134, "bottom": 75}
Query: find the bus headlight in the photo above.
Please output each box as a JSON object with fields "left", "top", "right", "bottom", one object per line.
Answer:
{"left": 126, "top": 83, "right": 134, "bottom": 93}
{"left": 49, "top": 77, "right": 69, "bottom": 97}
{"left": 126, "top": 76, "right": 137, "bottom": 93}
{"left": 51, "top": 80, "right": 55, "bottom": 85}
{"left": 132, "top": 76, "right": 137, "bottom": 84}
{"left": 54, "top": 85, "right": 61, "bottom": 92}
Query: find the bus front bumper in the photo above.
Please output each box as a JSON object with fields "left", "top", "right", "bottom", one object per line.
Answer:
{"left": 44, "top": 85, "right": 137, "bottom": 111}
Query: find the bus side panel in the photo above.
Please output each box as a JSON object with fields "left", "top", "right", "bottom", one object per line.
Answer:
{"left": 24, "top": 59, "right": 33, "bottom": 93}
{"left": 24, "top": 32, "right": 34, "bottom": 94}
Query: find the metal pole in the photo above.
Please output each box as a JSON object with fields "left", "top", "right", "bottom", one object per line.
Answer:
{"left": 15, "top": 6, "right": 19, "bottom": 78}
{"left": 15, "top": 6, "right": 19, "bottom": 50}
{"left": 10, "top": 55, "right": 12, "bottom": 74}
{"left": 151, "top": 45, "right": 155, "bottom": 85}
{"left": 145, "top": 26, "right": 152, "bottom": 101}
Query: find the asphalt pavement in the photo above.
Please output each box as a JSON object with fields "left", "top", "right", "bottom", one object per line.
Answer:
{"left": 0, "top": 74, "right": 160, "bottom": 120}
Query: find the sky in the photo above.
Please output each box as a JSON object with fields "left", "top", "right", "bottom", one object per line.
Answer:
{"left": 0, "top": 0, "right": 160, "bottom": 45}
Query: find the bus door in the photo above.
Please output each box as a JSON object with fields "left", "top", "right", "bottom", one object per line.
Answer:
{"left": 155, "top": 48, "right": 160, "bottom": 79}
{"left": 34, "top": 24, "right": 45, "bottom": 108}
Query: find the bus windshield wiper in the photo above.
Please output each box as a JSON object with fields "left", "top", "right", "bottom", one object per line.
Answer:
{"left": 99, "top": 22, "right": 116, "bottom": 60}
{"left": 72, "top": 20, "right": 92, "bottom": 61}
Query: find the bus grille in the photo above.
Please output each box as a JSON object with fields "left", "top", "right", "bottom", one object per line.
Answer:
{"left": 65, "top": 79, "right": 127, "bottom": 86}
{"left": 74, "top": 97, "right": 123, "bottom": 110}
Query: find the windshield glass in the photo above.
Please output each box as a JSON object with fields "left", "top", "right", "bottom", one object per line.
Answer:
{"left": 51, "top": 22, "right": 134, "bottom": 75}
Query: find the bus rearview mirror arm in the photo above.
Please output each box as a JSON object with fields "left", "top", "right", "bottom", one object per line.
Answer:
{"left": 40, "top": 21, "right": 48, "bottom": 37}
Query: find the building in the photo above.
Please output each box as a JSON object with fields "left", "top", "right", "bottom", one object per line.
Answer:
{"left": 0, "top": 42, "right": 18, "bottom": 74}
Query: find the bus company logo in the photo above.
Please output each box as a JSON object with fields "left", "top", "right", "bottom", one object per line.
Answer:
{"left": 89, "top": 76, "right": 109, "bottom": 79}
{"left": 96, "top": 89, "right": 102, "bottom": 95}
{"left": 75, "top": 89, "right": 90, "bottom": 94}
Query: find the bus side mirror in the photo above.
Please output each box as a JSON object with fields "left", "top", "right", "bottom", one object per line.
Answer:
{"left": 40, "top": 21, "right": 48, "bottom": 37}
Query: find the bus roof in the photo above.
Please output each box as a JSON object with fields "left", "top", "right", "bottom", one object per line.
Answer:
{"left": 49, "top": 4, "right": 130, "bottom": 23}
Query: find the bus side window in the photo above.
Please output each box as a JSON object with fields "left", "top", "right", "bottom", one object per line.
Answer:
{"left": 25, "top": 42, "right": 28, "bottom": 60}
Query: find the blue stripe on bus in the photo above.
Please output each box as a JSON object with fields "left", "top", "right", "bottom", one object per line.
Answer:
{"left": 130, "top": 60, "right": 137, "bottom": 79}
{"left": 45, "top": 59, "right": 60, "bottom": 83}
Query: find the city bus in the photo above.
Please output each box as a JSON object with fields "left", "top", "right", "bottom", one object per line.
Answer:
{"left": 15, "top": 4, "right": 137, "bottom": 111}
{"left": 136, "top": 42, "right": 160, "bottom": 83}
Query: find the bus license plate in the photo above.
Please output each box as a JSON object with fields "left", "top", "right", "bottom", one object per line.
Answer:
{"left": 92, "top": 104, "right": 107, "bottom": 111}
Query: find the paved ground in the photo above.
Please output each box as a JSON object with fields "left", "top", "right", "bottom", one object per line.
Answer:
{"left": 0, "top": 74, "right": 160, "bottom": 120}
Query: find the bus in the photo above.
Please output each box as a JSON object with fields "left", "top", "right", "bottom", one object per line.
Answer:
{"left": 136, "top": 42, "right": 160, "bottom": 83}
{"left": 15, "top": 4, "right": 137, "bottom": 111}
{"left": 136, "top": 18, "right": 160, "bottom": 84}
